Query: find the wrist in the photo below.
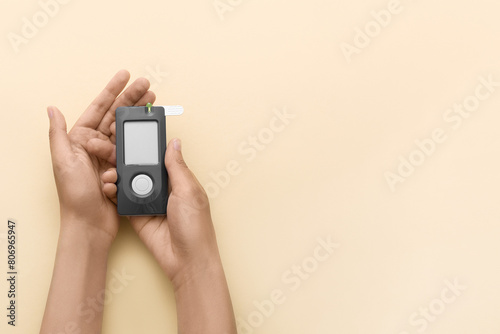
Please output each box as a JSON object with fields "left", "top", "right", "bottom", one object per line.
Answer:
{"left": 58, "top": 216, "right": 114, "bottom": 253}
{"left": 170, "top": 253, "right": 225, "bottom": 292}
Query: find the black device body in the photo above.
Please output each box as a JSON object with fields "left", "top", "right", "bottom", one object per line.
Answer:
{"left": 116, "top": 106, "right": 168, "bottom": 216}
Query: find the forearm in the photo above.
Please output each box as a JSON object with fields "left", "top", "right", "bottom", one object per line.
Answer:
{"left": 40, "top": 222, "right": 111, "bottom": 334}
{"left": 173, "top": 258, "right": 237, "bottom": 334}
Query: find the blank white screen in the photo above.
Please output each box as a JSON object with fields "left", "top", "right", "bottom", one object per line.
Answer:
{"left": 124, "top": 121, "right": 159, "bottom": 165}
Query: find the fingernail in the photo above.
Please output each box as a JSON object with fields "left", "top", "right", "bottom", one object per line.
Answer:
{"left": 47, "top": 107, "right": 53, "bottom": 119}
{"left": 174, "top": 138, "right": 182, "bottom": 151}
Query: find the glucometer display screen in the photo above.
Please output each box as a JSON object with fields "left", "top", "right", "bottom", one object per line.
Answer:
{"left": 124, "top": 121, "right": 159, "bottom": 165}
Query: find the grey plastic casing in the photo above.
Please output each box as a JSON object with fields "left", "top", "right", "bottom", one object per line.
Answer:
{"left": 116, "top": 106, "right": 168, "bottom": 216}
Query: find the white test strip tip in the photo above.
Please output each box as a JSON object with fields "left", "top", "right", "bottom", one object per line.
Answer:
{"left": 162, "top": 105, "right": 184, "bottom": 116}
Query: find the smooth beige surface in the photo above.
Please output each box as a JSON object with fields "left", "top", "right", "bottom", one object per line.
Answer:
{"left": 2, "top": 0, "right": 500, "bottom": 333}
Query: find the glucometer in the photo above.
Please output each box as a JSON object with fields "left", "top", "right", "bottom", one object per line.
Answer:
{"left": 116, "top": 103, "right": 183, "bottom": 216}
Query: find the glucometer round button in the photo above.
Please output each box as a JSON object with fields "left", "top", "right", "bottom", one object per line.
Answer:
{"left": 132, "top": 174, "right": 153, "bottom": 196}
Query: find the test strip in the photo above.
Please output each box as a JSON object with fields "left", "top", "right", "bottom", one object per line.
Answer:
{"left": 162, "top": 105, "right": 184, "bottom": 116}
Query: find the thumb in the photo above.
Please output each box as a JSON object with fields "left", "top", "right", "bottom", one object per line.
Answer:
{"left": 48, "top": 106, "right": 71, "bottom": 164}
{"left": 165, "top": 138, "right": 199, "bottom": 193}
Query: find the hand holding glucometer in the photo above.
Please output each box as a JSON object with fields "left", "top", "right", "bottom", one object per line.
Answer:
{"left": 42, "top": 70, "right": 237, "bottom": 334}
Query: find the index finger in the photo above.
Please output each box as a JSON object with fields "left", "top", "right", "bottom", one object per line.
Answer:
{"left": 74, "top": 70, "right": 131, "bottom": 129}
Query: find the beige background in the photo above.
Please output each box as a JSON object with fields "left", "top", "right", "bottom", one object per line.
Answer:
{"left": 1, "top": 0, "right": 500, "bottom": 333}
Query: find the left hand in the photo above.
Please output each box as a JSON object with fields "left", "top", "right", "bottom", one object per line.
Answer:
{"left": 48, "top": 70, "right": 155, "bottom": 246}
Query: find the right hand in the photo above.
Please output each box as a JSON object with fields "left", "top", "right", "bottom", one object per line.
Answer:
{"left": 100, "top": 138, "right": 223, "bottom": 289}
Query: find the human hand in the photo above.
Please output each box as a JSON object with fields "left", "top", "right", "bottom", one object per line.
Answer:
{"left": 99, "top": 121, "right": 236, "bottom": 333}
{"left": 100, "top": 138, "right": 222, "bottom": 287}
{"left": 48, "top": 70, "right": 155, "bottom": 247}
